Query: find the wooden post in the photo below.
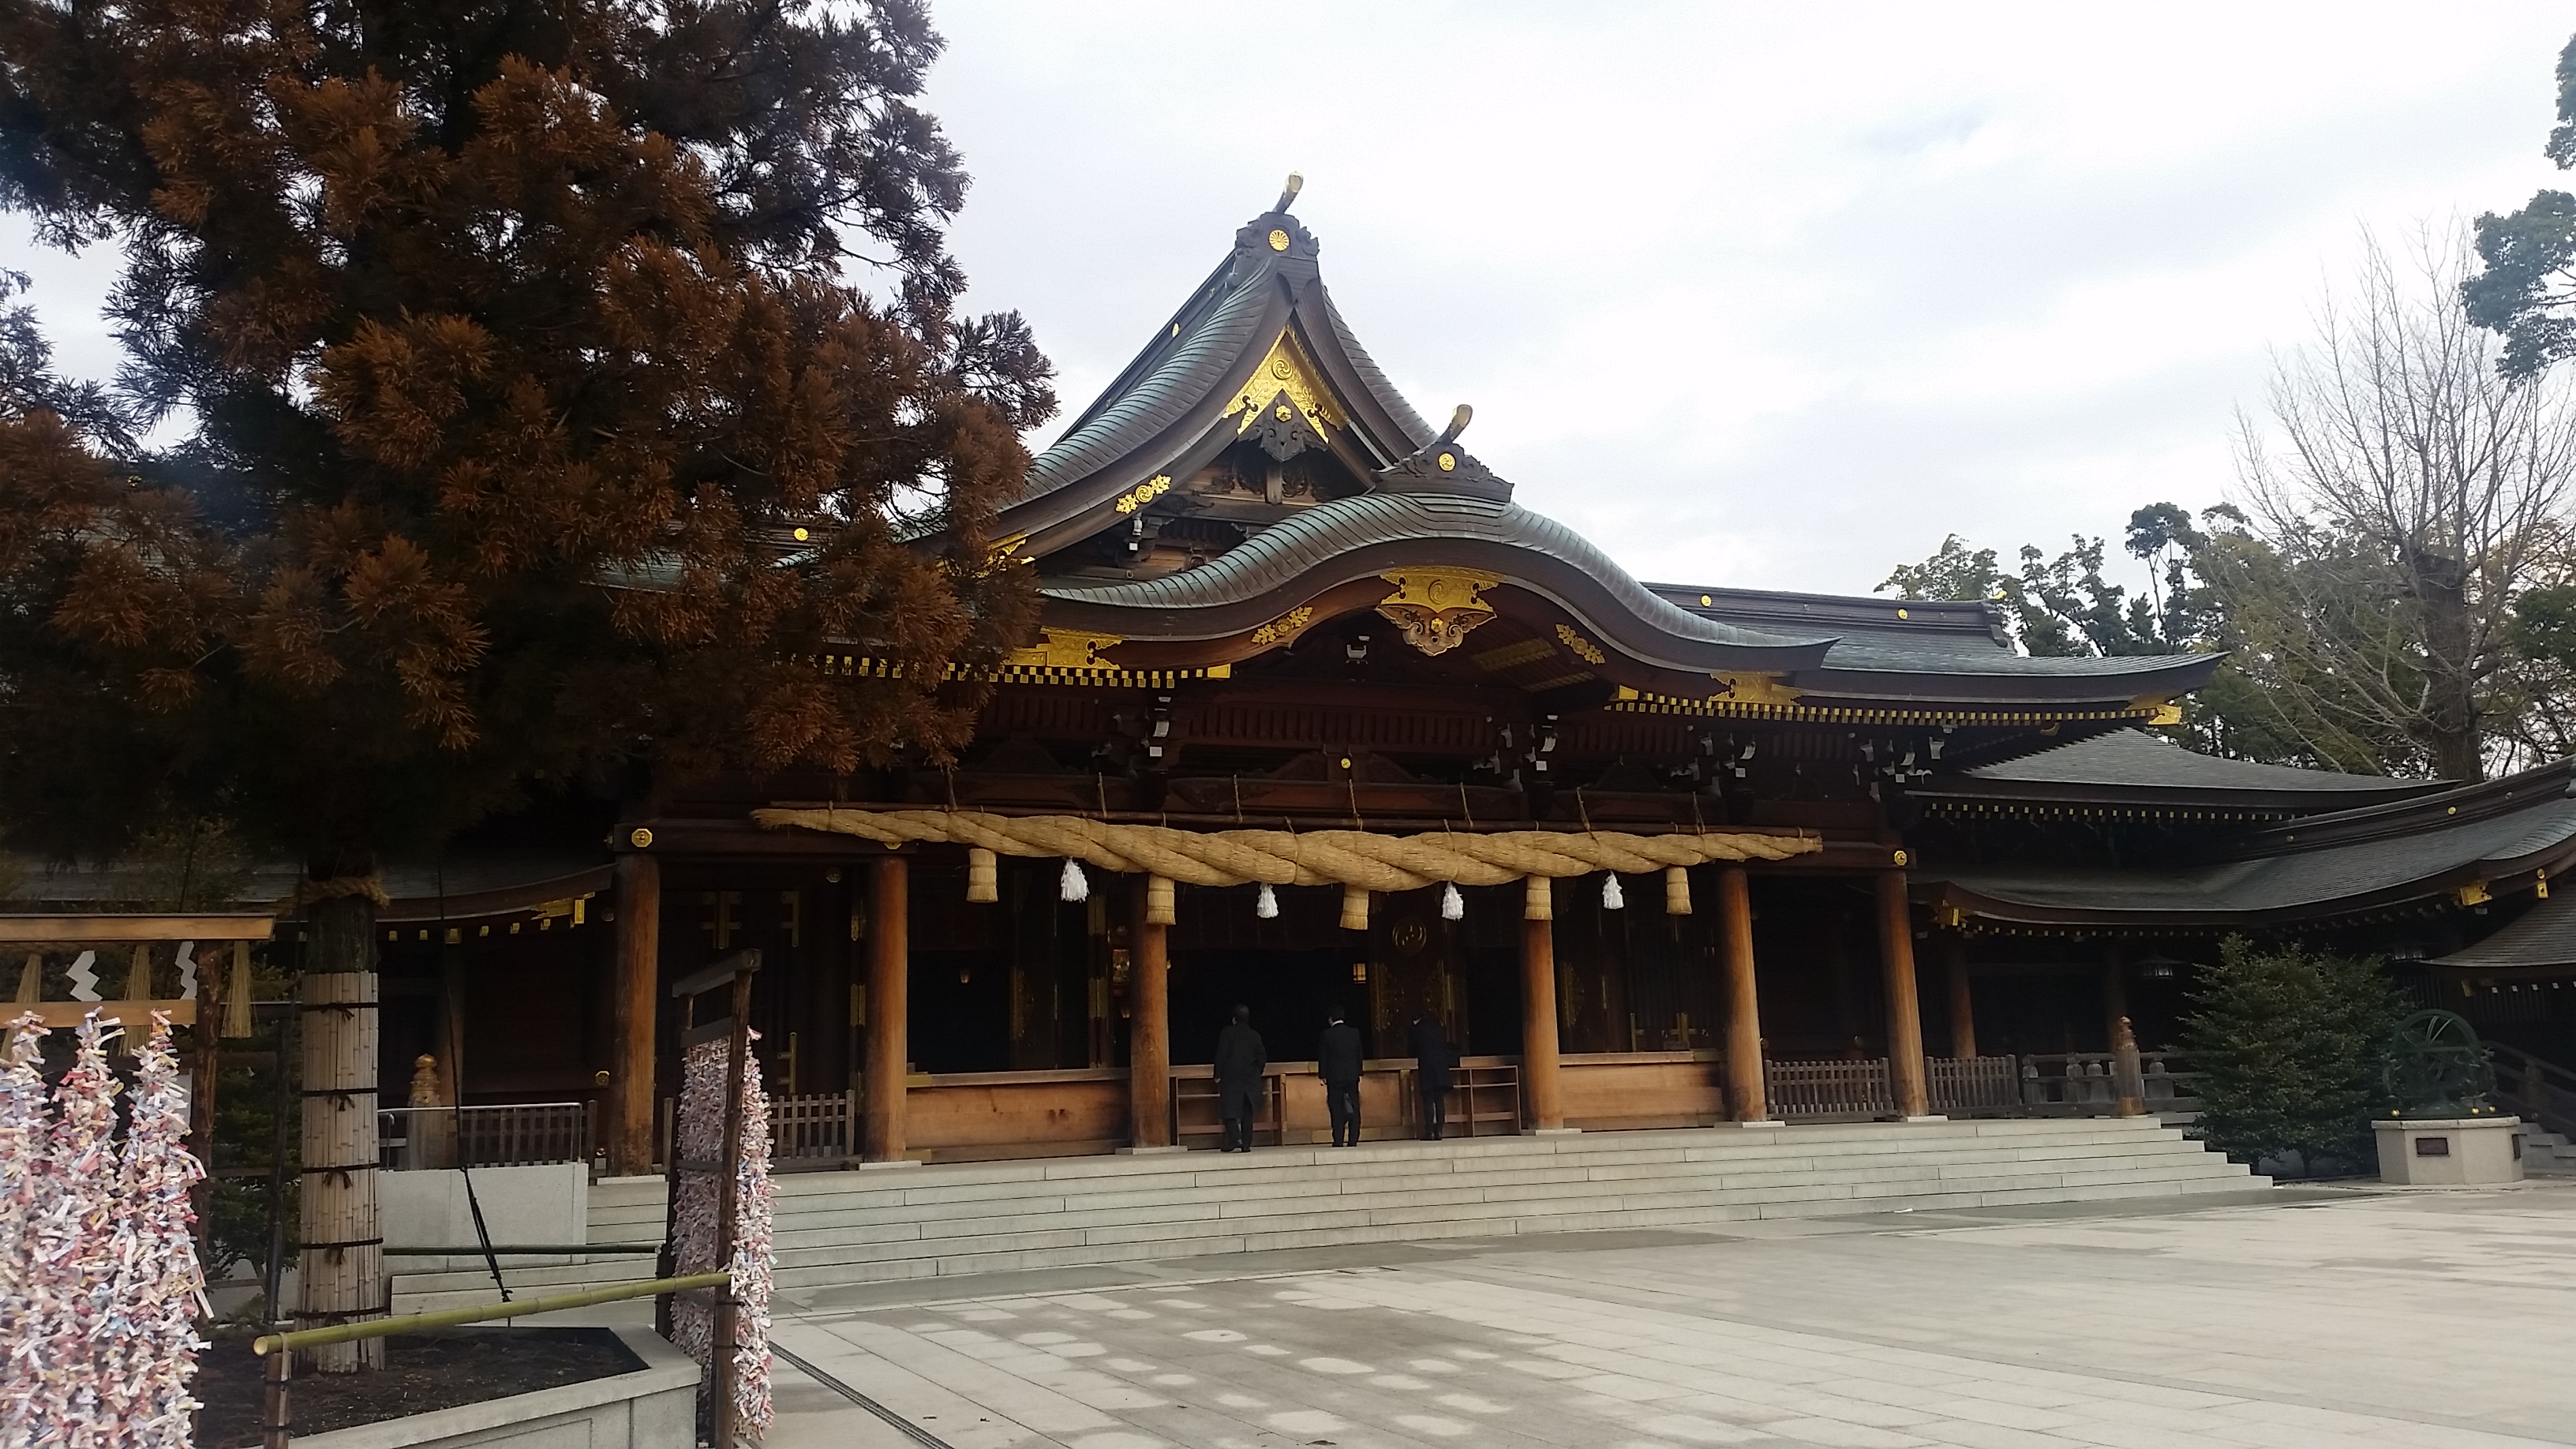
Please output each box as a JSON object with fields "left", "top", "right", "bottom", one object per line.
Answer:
{"left": 712, "top": 968, "right": 752, "bottom": 1449}
{"left": 1942, "top": 937, "right": 1978, "bottom": 1060}
{"left": 296, "top": 950, "right": 384, "bottom": 1372}
{"left": 863, "top": 855, "right": 909, "bottom": 1163}
{"left": 609, "top": 851, "right": 661, "bottom": 1177}
{"left": 2100, "top": 951, "right": 2130, "bottom": 1053}
{"left": 1520, "top": 877, "right": 1565, "bottom": 1132}
{"left": 191, "top": 945, "right": 224, "bottom": 1266}
{"left": 1875, "top": 869, "right": 1932, "bottom": 1119}
{"left": 1716, "top": 866, "right": 1769, "bottom": 1122}
{"left": 1129, "top": 880, "right": 1173, "bottom": 1148}
{"left": 2111, "top": 1014, "right": 2147, "bottom": 1118}
{"left": 261, "top": 1337, "right": 292, "bottom": 1449}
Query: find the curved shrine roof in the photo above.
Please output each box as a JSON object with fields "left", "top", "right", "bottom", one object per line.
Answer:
{"left": 1926, "top": 760, "right": 2576, "bottom": 925}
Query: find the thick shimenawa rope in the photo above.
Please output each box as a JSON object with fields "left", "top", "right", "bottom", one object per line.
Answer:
{"left": 751, "top": 809, "right": 1818, "bottom": 890}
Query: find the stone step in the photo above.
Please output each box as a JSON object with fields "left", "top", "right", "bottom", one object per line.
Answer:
{"left": 392, "top": 1121, "right": 2258, "bottom": 1312}
{"left": 392, "top": 1164, "right": 2263, "bottom": 1311}
{"left": 586, "top": 1120, "right": 2200, "bottom": 1209}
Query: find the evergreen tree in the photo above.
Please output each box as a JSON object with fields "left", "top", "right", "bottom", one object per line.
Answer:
{"left": 2181, "top": 938, "right": 2401, "bottom": 1170}
{"left": 2465, "top": 33, "right": 2576, "bottom": 377}
{"left": 0, "top": 0, "right": 1050, "bottom": 1360}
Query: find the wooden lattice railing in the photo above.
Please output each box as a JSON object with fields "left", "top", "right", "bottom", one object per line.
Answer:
{"left": 1765, "top": 1058, "right": 1892, "bottom": 1119}
{"left": 380, "top": 1102, "right": 592, "bottom": 1170}
{"left": 2491, "top": 1043, "right": 2576, "bottom": 1136}
{"left": 1927, "top": 1055, "right": 2020, "bottom": 1116}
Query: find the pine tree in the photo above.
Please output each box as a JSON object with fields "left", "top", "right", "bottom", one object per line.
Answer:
{"left": 0, "top": 0, "right": 1050, "bottom": 1361}
{"left": 2182, "top": 938, "right": 2402, "bottom": 1171}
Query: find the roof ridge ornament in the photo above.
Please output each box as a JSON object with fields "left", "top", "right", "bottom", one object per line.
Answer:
{"left": 1375, "top": 404, "right": 1512, "bottom": 501}
{"left": 1232, "top": 176, "right": 1320, "bottom": 290}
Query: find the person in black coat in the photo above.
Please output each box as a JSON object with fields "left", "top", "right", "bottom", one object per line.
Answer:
{"left": 1319, "top": 1009, "right": 1365, "bottom": 1148}
{"left": 1212, "top": 1005, "right": 1266, "bottom": 1152}
{"left": 1410, "top": 1013, "right": 1457, "bottom": 1140}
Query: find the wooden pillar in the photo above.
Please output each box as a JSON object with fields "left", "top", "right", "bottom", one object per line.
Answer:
{"left": 1943, "top": 937, "right": 1978, "bottom": 1060}
{"left": 1128, "top": 881, "right": 1173, "bottom": 1148}
{"left": 608, "top": 852, "right": 661, "bottom": 1177}
{"left": 863, "top": 855, "right": 909, "bottom": 1163}
{"left": 1875, "top": 868, "right": 1931, "bottom": 1118}
{"left": 2100, "top": 950, "right": 2130, "bottom": 1053}
{"left": 1717, "top": 866, "right": 1769, "bottom": 1122}
{"left": 1520, "top": 876, "right": 1565, "bottom": 1131}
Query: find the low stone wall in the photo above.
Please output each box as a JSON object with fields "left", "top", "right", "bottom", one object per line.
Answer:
{"left": 294, "top": 1327, "right": 696, "bottom": 1449}
{"left": 380, "top": 1163, "right": 590, "bottom": 1271}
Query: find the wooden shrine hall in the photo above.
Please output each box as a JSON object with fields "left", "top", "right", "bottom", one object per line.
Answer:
{"left": 53, "top": 182, "right": 2559, "bottom": 1176}
{"left": 577, "top": 182, "right": 2257, "bottom": 1175}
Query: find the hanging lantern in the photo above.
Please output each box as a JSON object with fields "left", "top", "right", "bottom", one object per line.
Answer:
{"left": 1256, "top": 882, "right": 1279, "bottom": 919}
{"left": 966, "top": 847, "right": 998, "bottom": 904}
{"left": 1440, "top": 882, "right": 1464, "bottom": 921}
{"left": 1524, "top": 874, "right": 1552, "bottom": 922}
{"left": 1340, "top": 883, "right": 1370, "bottom": 931}
{"left": 1145, "top": 874, "right": 1177, "bottom": 927}
{"left": 1060, "top": 859, "right": 1089, "bottom": 903}
{"left": 1601, "top": 874, "right": 1625, "bottom": 911}
{"left": 1664, "top": 866, "right": 1691, "bottom": 915}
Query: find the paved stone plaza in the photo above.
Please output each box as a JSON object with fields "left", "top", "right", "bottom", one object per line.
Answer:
{"left": 757, "top": 1181, "right": 2576, "bottom": 1449}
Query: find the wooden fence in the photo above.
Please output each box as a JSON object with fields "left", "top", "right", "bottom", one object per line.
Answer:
{"left": 1927, "top": 1055, "right": 2021, "bottom": 1116}
{"left": 380, "top": 1102, "right": 592, "bottom": 1170}
{"left": 1765, "top": 1058, "right": 1892, "bottom": 1119}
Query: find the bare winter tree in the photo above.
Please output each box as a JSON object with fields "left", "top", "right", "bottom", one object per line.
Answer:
{"left": 2222, "top": 225, "right": 2576, "bottom": 782}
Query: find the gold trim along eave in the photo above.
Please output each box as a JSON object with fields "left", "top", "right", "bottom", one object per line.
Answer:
{"left": 1609, "top": 685, "right": 2175, "bottom": 728}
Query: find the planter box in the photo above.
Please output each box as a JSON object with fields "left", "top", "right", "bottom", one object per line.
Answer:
{"left": 2375, "top": 1116, "right": 2524, "bottom": 1186}
{"left": 296, "top": 1327, "right": 698, "bottom": 1449}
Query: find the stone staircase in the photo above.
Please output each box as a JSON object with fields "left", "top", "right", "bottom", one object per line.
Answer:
{"left": 390, "top": 1117, "right": 2263, "bottom": 1313}
{"left": 2514, "top": 1124, "right": 2576, "bottom": 1175}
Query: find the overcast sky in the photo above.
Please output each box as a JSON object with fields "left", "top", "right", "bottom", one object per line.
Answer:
{"left": 921, "top": 2, "right": 2576, "bottom": 597}
{"left": 6, "top": 5, "right": 2573, "bottom": 601}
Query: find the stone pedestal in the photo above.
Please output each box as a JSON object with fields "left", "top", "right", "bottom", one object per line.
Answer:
{"left": 2374, "top": 1116, "right": 2523, "bottom": 1185}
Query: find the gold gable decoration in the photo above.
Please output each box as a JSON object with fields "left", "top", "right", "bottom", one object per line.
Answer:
{"left": 1711, "top": 672, "right": 1804, "bottom": 708}
{"left": 1226, "top": 330, "right": 1349, "bottom": 437}
{"left": 1377, "top": 568, "right": 1500, "bottom": 656}
{"left": 1005, "top": 629, "right": 1126, "bottom": 671}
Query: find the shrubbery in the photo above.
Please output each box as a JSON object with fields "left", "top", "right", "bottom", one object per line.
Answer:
{"left": 2182, "top": 937, "right": 2402, "bottom": 1170}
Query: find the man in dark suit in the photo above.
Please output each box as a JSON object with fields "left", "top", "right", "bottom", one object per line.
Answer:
{"left": 1410, "top": 1013, "right": 1457, "bottom": 1140}
{"left": 1213, "top": 1005, "right": 1266, "bottom": 1152}
{"left": 1320, "top": 1009, "right": 1365, "bottom": 1148}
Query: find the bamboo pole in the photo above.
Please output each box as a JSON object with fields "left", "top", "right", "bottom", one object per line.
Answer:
{"left": 297, "top": 960, "right": 384, "bottom": 1372}
{"left": 255, "top": 1271, "right": 729, "bottom": 1356}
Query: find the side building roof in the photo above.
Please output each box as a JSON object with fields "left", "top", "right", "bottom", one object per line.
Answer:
{"left": 1924, "top": 759, "right": 2576, "bottom": 927}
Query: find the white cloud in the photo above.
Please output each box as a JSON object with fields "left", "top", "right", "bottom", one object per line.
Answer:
{"left": 8, "top": 2, "right": 2571, "bottom": 601}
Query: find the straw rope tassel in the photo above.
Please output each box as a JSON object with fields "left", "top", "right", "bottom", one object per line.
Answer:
{"left": 966, "top": 848, "right": 999, "bottom": 904}
{"left": 225, "top": 941, "right": 255, "bottom": 1039}
{"left": 1339, "top": 884, "right": 1370, "bottom": 931}
{"left": 1524, "top": 874, "right": 1552, "bottom": 922}
{"left": 1664, "top": 866, "right": 1692, "bottom": 915}
{"left": 1144, "top": 874, "right": 1177, "bottom": 927}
